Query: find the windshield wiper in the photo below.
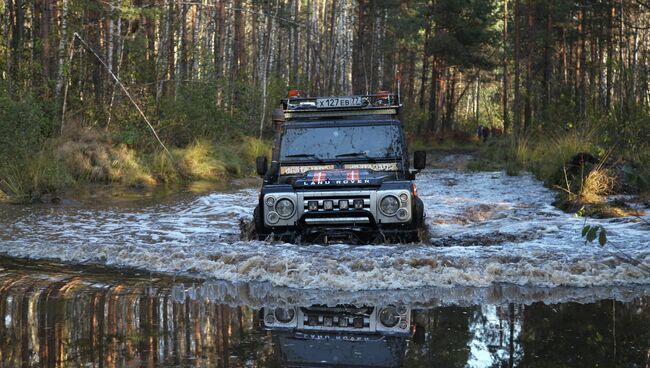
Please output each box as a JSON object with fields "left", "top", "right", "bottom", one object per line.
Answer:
{"left": 335, "top": 151, "right": 376, "bottom": 162}
{"left": 285, "top": 153, "right": 325, "bottom": 163}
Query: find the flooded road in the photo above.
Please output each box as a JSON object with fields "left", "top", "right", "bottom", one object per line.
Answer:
{"left": 1, "top": 154, "right": 649, "bottom": 366}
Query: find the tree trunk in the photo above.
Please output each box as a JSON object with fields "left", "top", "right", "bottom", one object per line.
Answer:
{"left": 108, "top": 0, "right": 115, "bottom": 74}
{"left": 55, "top": 0, "right": 71, "bottom": 99}
{"left": 503, "top": 0, "right": 510, "bottom": 134}
{"left": 513, "top": 0, "right": 521, "bottom": 136}
{"left": 524, "top": 0, "right": 533, "bottom": 134}
{"left": 542, "top": 9, "right": 552, "bottom": 122}
{"left": 428, "top": 57, "right": 438, "bottom": 131}
{"left": 12, "top": 0, "right": 25, "bottom": 81}
{"left": 418, "top": 4, "right": 432, "bottom": 109}
{"left": 606, "top": 0, "right": 615, "bottom": 110}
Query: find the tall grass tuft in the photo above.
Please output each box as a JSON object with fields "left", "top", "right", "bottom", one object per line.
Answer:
{"left": 174, "top": 139, "right": 228, "bottom": 181}
{"left": 239, "top": 136, "right": 272, "bottom": 163}
{"left": 0, "top": 148, "right": 74, "bottom": 202}
{"left": 580, "top": 168, "right": 614, "bottom": 202}
{"left": 526, "top": 130, "right": 594, "bottom": 187}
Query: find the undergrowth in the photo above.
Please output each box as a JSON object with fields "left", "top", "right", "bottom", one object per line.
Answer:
{"left": 0, "top": 128, "right": 270, "bottom": 203}
{"left": 467, "top": 129, "right": 649, "bottom": 217}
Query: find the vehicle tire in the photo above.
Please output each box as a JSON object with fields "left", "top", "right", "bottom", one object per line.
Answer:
{"left": 253, "top": 205, "right": 269, "bottom": 240}
{"left": 414, "top": 197, "right": 425, "bottom": 228}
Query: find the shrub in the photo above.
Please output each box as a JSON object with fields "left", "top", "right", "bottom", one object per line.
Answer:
{"left": 0, "top": 148, "right": 75, "bottom": 202}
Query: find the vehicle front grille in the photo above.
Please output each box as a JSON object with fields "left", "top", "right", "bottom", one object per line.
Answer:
{"left": 302, "top": 194, "right": 371, "bottom": 213}
{"left": 298, "top": 306, "right": 374, "bottom": 331}
{"left": 297, "top": 191, "right": 377, "bottom": 226}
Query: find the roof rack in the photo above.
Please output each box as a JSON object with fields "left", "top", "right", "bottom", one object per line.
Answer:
{"left": 281, "top": 93, "right": 402, "bottom": 120}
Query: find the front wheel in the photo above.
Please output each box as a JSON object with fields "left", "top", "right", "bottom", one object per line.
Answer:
{"left": 413, "top": 197, "right": 425, "bottom": 228}
{"left": 253, "top": 205, "right": 270, "bottom": 240}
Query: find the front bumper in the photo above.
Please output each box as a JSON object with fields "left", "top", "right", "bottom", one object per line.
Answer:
{"left": 262, "top": 189, "right": 415, "bottom": 228}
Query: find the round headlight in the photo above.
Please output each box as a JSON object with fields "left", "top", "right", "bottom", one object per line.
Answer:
{"left": 399, "top": 193, "right": 409, "bottom": 202}
{"left": 275, "top": 199, "right": 295, "bottom": 218}
{"left": 265, "top": 196, "right": 275, "bottom": 206}
{"left": 379, "top": 306, "right": 400, "bottom": 328}
{"left": 380, "top": 195, "right": 400, "bottom": 215}
{"left": 274, "top": 308, "right": 295, "bottom": 323}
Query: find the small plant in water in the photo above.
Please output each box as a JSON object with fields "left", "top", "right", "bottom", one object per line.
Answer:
{"left": 581, "top": 224, "right": 607, "bottom": 246}
{"left": 576, "top": 206, "right": 608, "bottom": 246}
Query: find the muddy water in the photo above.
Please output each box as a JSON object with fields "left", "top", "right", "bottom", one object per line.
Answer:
{"left": 0, "top": 154, "right": 649, "bottom": 366}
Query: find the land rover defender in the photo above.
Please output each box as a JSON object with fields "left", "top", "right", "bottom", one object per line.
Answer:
{"left": 253, "top": 92, "right": 426, "bottom": 244}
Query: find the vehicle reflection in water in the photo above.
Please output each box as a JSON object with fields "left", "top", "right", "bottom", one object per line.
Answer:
{"left": 261, "top": 304, "right": 413, "bottom": 367}
{"left": 0, "top": 260, "right": 649, "bottom": 367}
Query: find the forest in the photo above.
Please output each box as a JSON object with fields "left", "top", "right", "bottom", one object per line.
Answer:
{"left": 0, "top": 0, "right": 649, "bottom": 202}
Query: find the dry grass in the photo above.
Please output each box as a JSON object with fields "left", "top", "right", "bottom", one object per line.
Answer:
{"left": 110, "top": 145, "right": 157, "bottom": 187}
{"left": 527, "top": 130, "right": 594, "bottom": 184}
{"left": 580, "top": 168, "right": 615, "bottom": 202}
{"left": 174, "top": 139, "right": 228, "bottom": 180}
{"left": 54, "top": 129, "right": 156, "bottom": 188}
{"left": 1, "top": 127, "right": 271, "bottom": 201}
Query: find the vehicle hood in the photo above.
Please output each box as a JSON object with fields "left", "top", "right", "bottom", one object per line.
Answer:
{"left": 292, "top": 169, "right": 395, "bottom": 189}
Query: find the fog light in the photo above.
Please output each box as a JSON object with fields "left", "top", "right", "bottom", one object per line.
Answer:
{"left": 274, "top": 308, "right": 295, "bottom": 323}
{"left": 397, "top": 209, "right": 409, "bottom": 221}
{"left": 308, "top": 201, "right": 318, "bottom": 211}
{"left": 324, "top": 316, "right": 333, "bottom": 326}
{"left": 267, "top": 211, "right": 280, "bottom": 224}
{"left": 353, "top": 199, "right": 364, "bottom": 209}
{"left": 308, "top": 315, "right": 318, "bottom": 326}
{"left": 399, "top": 320, "right": 408, "bottom": 329}
{"left": 323, "top": 200, "right": 334, "bottom": 210}
{"left": 353, "top": 317, "right": 364, "bottom": 328}
{"left": 339, "top": 200, "right": 349, "bottom": 210}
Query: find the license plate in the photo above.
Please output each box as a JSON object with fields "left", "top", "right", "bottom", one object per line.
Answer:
{"left": 316, "top": 96, "right": 363, "bottom": 108}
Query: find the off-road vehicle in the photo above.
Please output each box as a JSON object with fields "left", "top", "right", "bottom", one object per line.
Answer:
{"left": 254, "top": 92, "right": 426, "bottom": 244}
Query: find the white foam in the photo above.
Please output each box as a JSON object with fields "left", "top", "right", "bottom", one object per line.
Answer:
{"left": 0, "top": 164, "right": 649, "bottom": 291}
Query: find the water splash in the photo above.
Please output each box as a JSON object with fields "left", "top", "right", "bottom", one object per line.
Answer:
{"left": 1, "top": 158, "right": 649, "bottom": 291}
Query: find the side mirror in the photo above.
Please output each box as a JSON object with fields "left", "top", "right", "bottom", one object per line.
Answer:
{"left": 413, "top": 151, "right": 426, "bottom": 170}
{"left": 256, "top": 156, "right": 268, "bottom": 176}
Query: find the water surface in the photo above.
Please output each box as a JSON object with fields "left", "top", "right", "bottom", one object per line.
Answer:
{"left": 1, "top": 154, "right": 649, "bottom": 366}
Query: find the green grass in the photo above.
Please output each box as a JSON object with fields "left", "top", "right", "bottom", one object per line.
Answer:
{"left": 467, "top": 129, "right": 650, "bottom": 216}
{"left": 0, "top": 148, "right": 75, "bottom": 202}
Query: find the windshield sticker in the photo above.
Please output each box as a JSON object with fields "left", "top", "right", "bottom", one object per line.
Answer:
{"left": 299, "top": 169, "right": 374, "bottom": 187}
{"left": 344, "top": 163, "right": 399, "bottom": 171}
{"left": 280, "top": 165, "right": 335, "bottom": 175}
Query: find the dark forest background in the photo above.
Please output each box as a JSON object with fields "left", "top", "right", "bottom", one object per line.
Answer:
{"left": 0, "top": 0, "right": 649, "bottom": 199}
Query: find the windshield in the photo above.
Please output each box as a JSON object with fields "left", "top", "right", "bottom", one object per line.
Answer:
{"left": 280, "top": 124, "right": 403, "bottom": 161}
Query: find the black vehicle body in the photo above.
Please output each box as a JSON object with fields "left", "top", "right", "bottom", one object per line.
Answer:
{"left": 254, "top": 93, "right": 426, "bottom": 244}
